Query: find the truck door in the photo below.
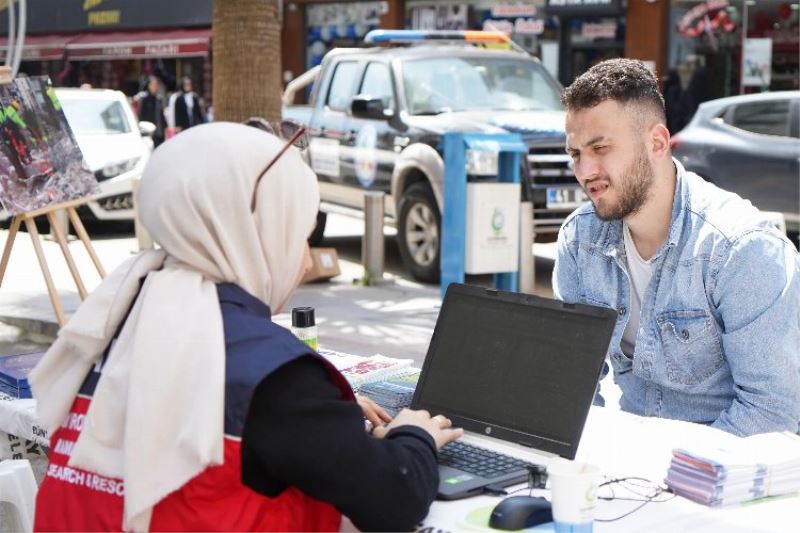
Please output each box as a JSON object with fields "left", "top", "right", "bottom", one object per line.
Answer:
{"left": 308, "top": 60, "right": 360, "bottom": 187}
{"left": 345, "top": 61, "right": 398, "bottom": 196}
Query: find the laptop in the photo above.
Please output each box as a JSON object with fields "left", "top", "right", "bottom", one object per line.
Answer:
{"left": 411, "top": 283, "right": 617, "bottom": 500}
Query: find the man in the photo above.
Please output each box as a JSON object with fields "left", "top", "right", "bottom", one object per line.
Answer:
{"left": 173, "top": 76, "right": 206, "bottom": 132}
{"left": 134, "top": 76, "right": 167, "bottom": 146}
{"left": 554, "top": 59, "right": 800, "bottom": 437}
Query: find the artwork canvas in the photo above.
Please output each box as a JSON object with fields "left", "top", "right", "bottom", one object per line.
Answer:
{"left": 0, "top": 76, "right": 98, "bottom": 215}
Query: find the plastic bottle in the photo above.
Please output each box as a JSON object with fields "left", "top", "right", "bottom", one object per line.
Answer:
{"left": 292, "top": 306, "right": 318, "bottom": 350}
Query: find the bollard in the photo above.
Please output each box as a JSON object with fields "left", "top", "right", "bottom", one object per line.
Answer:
{"left": 132, "top": 178, "right": 154, "bottom": 251}
{"left": 47, "top": 208, "right": 70, "bottom": 242}
{"left": 518, "top": 201, "right": 535, "bottom": 294}
{"left": 362, "top": 191, "right": 385, "bottom": 284}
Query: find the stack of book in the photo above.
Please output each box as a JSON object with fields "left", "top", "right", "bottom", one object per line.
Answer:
{"left": 359, "top": 370, "right": 420, "bottom": 417}
{"left": 0, "top": 351, "right": 46, "bottom": 399}
{"left": 318, "top": 349, "right": 414, "bottom": 391}
{"left": 665, "top": 431, "right": 800, "bottom": 506}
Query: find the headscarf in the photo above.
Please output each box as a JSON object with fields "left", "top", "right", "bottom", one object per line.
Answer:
{"left": 29, "top": 122, "right": 320, "bottom": 531}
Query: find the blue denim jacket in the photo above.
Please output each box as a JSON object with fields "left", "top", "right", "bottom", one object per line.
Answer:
{"left": 553, "top": 159, "right": 800, "bottom": 436}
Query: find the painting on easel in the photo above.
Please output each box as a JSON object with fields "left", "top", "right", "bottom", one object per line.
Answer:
{"left": 0, "top": 76, "right": 98, "bottom": 215}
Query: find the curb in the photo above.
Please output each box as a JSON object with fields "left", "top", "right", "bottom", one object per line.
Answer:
{"left": 0, "top": 315, "right": 59, "bottom": 342}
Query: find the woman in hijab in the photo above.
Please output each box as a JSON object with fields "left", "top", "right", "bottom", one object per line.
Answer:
{"left": 30, "top": 122, "right": 462, "bottom": 532}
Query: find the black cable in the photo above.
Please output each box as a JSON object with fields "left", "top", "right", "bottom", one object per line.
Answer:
{"left": 595, "top": 476, "right": 676, "bottom": 522}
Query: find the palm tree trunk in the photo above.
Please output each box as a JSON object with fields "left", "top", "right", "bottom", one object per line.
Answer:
{"left": 212, "top": 0, "right": 282, "bottom": 123}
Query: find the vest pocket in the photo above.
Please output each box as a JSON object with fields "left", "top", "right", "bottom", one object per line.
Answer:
{"left": 657, "top": 310, "right": 724, "bottom": 387}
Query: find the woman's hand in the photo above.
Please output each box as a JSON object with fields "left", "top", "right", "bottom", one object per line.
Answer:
{"left": 372, "top": 409, "right": 463, "bottom": 449}
{"left": 356, "top": 394, "right": 392, "bottom": 428}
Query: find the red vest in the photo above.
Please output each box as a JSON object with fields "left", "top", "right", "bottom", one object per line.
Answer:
{"left": 34, "top": 357, "right": 354, "bottom": 532}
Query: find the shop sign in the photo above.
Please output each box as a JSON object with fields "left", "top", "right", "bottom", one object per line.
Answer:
{"left": 490, "top": 3, "right": 538, "bottom": 18}
{"left": 483, "top": 18, "right": 544, "bottom": 35}
{"left": 545, "top": 0, "right": 622, "bottom": 17}
{"left": 0, "top": 0, "right": 212, "bottom": 34}
{"left": 581, "top": 21, "right": 617, "bottom": 39}
{"left": 68, "top": 41, "right": 209, "bottom": 60}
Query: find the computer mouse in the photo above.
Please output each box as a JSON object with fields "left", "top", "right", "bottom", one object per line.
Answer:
{"left": 488, "top": 495, "right": 553, "bottom": 531}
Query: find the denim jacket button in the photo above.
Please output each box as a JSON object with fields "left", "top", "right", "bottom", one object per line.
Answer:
{"left": 618, "top": 307, "right": 626, "bottom": 316}
{"left": 681, "top": 329, "right": 690, "bottom": 340}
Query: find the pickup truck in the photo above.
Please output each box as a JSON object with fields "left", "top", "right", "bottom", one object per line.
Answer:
{"left": 283, "top": 31, "right": 585, "bottom": 282}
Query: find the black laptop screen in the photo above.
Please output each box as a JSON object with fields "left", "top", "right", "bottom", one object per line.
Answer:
{"left": 413, "top": 286, "right": 615, "bottom": 457}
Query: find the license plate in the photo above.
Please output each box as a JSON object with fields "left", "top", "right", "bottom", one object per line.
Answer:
{"left": 546, "top": 187, "right": 588, "bottom": 208}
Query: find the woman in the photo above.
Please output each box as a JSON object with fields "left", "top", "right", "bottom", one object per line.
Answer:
{"left": 30, "top": 122, "right": 461, "bottom": 532}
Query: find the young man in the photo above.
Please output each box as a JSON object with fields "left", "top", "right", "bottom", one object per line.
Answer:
{"left": 554, "top": 59, "right": 800, "bottom": 437}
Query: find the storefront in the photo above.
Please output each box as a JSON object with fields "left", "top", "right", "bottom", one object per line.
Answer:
{"left": 282, "top": 0, "right": 405, "bottom": 94}
{"left": 0, "top": 0, "right": 212, "bottom": 99}
{"left": 668, "top": 0, "right": 799, "bottom": 98}
{"left": 405, "top": 0, "right": 559, "bottom": 77}
{"left": 544, "top": 0, "right": 627, "bottom": 86}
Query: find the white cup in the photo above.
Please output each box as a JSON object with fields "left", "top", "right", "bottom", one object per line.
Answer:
{"left": 548, "top": 458, "right": 600, "bottom": 533}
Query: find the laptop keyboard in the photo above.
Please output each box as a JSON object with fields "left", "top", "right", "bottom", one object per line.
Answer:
{"left": 439, "top": 440, "right": 533, "bottom": 479}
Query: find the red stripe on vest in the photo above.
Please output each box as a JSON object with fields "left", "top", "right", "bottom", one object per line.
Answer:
{"left": 35, "top": 356, "right": 354, "bottom": 532}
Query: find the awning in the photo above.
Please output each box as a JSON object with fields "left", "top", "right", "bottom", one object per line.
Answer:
{"left": 0, "top": 33, "right": 73, "bottom": 62}
{"left": 66, "top": 28, "right": 211, "bottom": 60}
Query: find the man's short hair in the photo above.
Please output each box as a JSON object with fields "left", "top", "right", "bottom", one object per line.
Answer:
{"left": 561, "top": 59, "right": 666, "bottom": 124}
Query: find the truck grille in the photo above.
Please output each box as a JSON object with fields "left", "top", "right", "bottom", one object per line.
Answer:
{"left": 526, "top": 142, "right": 582, "bottom": 235}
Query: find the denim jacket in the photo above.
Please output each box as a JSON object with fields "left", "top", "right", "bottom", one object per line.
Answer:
{"left": 553, "top": 159, "right": 800, "bottom": 436}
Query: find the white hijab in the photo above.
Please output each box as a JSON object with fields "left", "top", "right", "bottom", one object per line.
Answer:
{"left": 29, "top": 122, "right": 320, "bottom": 531}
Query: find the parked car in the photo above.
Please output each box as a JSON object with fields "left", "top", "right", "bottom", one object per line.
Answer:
{"left": 671, "top": 91, "right": 800, "bottom": 236}
{"left": 283, "top": 30, "right": 581, "bottom": 282}
{"left": 0, "top": 87, "right": 155, "bottom": 225}
{"left": 56, "top": 87, "right": 154, "bottom": 221}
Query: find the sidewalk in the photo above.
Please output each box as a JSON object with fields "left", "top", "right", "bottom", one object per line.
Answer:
{"left": 0, "top": 228, "right": 444, "bottom": 364}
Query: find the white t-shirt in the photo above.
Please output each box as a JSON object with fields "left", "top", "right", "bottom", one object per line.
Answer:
{"left": 620, "top": 223, "right": 655, "bottom": 357}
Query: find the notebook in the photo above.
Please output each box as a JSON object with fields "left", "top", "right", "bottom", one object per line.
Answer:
{"left": 411, "top": 283, "right": 617, "bottom": 500}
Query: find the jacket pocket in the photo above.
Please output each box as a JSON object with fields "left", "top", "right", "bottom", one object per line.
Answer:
{"left": 656, "top": 310, "right": 724, "bottom": 386}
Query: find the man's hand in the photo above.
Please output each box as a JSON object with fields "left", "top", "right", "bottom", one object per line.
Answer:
{"left": 372, "top": 408, "right": 463, "bottom": 449}
{"left": 356, "top": 394, "right": 392, "bottom": 428}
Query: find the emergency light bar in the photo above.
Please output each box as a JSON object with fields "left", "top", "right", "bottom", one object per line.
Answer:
{"left": 364, "top": 30, "right": 510, "bottom": 45}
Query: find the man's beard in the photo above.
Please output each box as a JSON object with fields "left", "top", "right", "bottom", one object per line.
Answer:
{"left": 592, "top": 148, "right": 654, "bottom": 221}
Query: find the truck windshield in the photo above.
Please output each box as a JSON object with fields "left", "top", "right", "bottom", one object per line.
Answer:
{"left": 402, "top": 56, "right": 563, "bottom": 115}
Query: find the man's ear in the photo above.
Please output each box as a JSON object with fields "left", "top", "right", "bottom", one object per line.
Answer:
{"left": 649, "top": 122, "right": 671, "bottom": 159}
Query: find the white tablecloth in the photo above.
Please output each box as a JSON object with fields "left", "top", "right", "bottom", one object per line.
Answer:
{"left": 421, "top": 407, "right": 799, "bottom": 532}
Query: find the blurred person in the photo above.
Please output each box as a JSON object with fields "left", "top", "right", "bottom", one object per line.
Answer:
{"left": 133, "top": 76, "right": 167, "bottom": 147}
{"left": 30, "top": 122, "right": 462, "bottom": 532}
{"left": 555, "top": 59, "right": 800, "bottom": 437}
{"left": 173, "top": 75, "right": 205, "bottom": 132}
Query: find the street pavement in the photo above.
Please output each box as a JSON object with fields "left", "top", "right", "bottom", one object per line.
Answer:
{"left": 0, "top": 212, "right": 622, "bottom": 410}
{"left": 0, "top": 214, "right": 556, "bottom": 366}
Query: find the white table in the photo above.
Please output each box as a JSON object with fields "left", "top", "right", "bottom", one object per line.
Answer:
{"left": 0, "top": 393, "right": 48, "bottom": 448}
{"left": 421, "top": 407, "right": 799, "bottom": 533}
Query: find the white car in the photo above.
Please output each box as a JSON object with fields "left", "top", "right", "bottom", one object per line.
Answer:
{"left": 55, "top": 87, "right": 154, "bottom": 221}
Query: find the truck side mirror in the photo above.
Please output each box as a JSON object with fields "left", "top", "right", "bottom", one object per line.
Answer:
{"left": 351, "top": 95, "right": 389, "bottom": 121}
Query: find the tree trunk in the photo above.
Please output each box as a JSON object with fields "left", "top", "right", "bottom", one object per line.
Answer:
{"left": 212, "top": 0, "right": 282, "bottom": 124}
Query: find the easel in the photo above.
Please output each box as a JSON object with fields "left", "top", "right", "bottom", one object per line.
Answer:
{"left": 0, "top": 67, "right": 106, "bottom": 326}
{"left": 0, "top": 199, "right": 106, "bottom": 327}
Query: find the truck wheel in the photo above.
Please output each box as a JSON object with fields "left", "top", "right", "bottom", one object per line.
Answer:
{"left": 308, "top": 211, "right": 327, "bottom": 246}
{"left": 397, "top": 182, "right": 440, "bottom": 283}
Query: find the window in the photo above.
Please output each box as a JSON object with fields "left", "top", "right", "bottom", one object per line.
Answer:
{"left": 359, "top": 63, "right": 395, "bottom": 109}
{"left": 326, "top": 61, "right": 359, "bottom": 111}
{"left": 61, "top": 99, "right": 131, "bottom": 135}
{"left": 402, "top": 56, "right": 563, "bottom": 115}
{"left": 727, "top": 99, "right": 791, "bottom": 137}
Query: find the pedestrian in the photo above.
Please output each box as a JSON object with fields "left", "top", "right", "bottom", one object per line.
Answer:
{"left": 556, "top": 58, "right": 800, "bottom": 437}
{"left": 30, "top": 121, "right": 462, "bottom": 532}
{"left": 133, "top": 76, "right": 167, "bottom": 146}
{"left": 173, "top": 76, "right": 205, "bottom": 132}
